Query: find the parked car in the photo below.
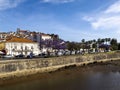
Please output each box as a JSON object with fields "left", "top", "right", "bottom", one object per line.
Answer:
{"left": 27, "top": 53, "right": 39, "bottom": 58}
{"left": 57, "top": 51, "right": 63, "bottom": 56}
{"left": 50, "top": 52, "right": 57, "bottom": 57}
{"left": 15, "top": 54, "right": 25, "bottom": 58}
{"left": 71, "top": 51, "right": 76, "bottom": 55}
{"left": 38, "top": 53, "right": 48, "bottom": 58}
{"left": 65, "top": 50, "right": 71, "bottom": 55}
{"left": 2, "top": 54, "right": 14, "bottom": 59}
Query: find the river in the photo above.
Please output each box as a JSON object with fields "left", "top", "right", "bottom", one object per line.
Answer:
{"left": 0, "top": 61, "right": 120, "bottom": 90}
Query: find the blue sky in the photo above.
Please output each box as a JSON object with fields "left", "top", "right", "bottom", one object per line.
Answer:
{"left": 0, "top": 0, "right": 120, "bottom": 41}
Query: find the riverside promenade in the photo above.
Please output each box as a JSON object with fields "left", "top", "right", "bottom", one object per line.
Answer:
{"left": 0, "top": 51, "right": 120, "bottom": 80}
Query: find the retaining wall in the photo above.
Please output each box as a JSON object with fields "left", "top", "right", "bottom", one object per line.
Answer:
{"left": 0, "top": 52, "right": 120, "bottom": 79}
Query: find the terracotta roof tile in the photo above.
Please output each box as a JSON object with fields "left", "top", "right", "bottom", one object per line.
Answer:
{"left": 6, "top": 37, "right": 35, "bottom": 43}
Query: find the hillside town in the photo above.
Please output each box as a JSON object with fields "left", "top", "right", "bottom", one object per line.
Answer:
{"left": 0, "top": 28, "right": 119, "bottom": 59}
{"left": 0, "top": 28, "right": 66, "bottom": 58}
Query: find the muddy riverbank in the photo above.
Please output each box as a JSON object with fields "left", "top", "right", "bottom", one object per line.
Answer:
{"left": 1, "top": 59, "right": 120, "bottom": 87}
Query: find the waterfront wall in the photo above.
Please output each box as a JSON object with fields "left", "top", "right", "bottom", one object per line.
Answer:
{"left": 0, "top": 52, "right": 120, "bottom": 79}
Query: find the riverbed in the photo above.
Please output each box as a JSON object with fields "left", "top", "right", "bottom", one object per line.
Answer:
{"left": 1, "top": 60, "right": 120, "bottom": 90}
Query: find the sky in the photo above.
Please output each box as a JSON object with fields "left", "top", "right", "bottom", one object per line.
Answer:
{"left": 0, "top": 0, "right": 120, "bottom": 42}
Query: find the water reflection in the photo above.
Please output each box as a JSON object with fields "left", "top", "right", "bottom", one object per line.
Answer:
{"left": 1, "top": 68, "right": 120, "bottom": 90}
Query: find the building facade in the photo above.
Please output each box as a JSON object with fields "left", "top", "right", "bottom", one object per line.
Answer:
{"left": 4, "top": 37, "right": 40, "bottom": 56}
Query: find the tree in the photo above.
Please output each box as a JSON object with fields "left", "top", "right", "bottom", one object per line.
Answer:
{"left": 92, "top": 43, "right": 97, "bottom": 48}
{"left": 101, "top": 39, "right": 105, "bottom": 44}
{"left": 93, "top": 39, "right": 96, "bottom": 43}
{"left": 97, "top": 38, "right": 101, "bottom": 44}
{"left": 66, "top": 41, "right": 74, "bottom": 51}
{"left": 66, "top": 41, "right": 82, "bottom": 51}
{"left": 110, "top": 38, "right": 118, "bottom": 50}
{"left": 107, "top": 38, "right": 111, "bottom": 42}
{"left": 118, "top": 43, "right": 120, "bottom": 50}
{"left": 51, "top": 39, "right": 66, "bottom": 50}
{"left": 105, "top": 38, "right": 108, "bottom": 44}
{"left": 107, "top": 38, "right": 111, "bottom": 44}
{"left": 81, "top": 39, "right": 85, "bottom": 43}
{"left": 105, "top": 38, "right": 111, "bottom": 44}
{"left": 40, "top": 37, "right": 66, "bottom": 53}
{"left": 81, "top": 39, "right": 86, "bottom": 51}
{"left": 50, "top": 34, "right": 59, "bottom": 40}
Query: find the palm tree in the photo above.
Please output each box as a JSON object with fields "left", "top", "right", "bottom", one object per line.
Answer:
{"left": 97, "top": 38, "right": 102, "bottom": 52}
{"left": 93, "top": 39, "right": 96, "bottom": 43}
{"left": 105, "top": 38, "right": 108, "bottom": 44}
{"left": 101, "top": 39, "right": 105, "bottom": 44}
{"left": 81, "top": 39, "right": 85, "bottom": 52}
{"left": 107, "top": 38, "right": 111, "bottom": 45}
{"left": 97, "top": 38, "right": 101, "bottom": 44}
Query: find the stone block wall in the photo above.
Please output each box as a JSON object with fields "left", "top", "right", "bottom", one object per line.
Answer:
{"left": 0, "top": 52, "right": 120, "bottom": 76}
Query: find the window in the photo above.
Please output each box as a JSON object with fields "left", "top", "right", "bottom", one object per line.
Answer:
{"left": 15, "top": 46, "right": 17, "bottom": 49}
{"left": 25, "top": 46, "right": 27, "bottom": 50}
{"left": 31, "top": 46, "right": 33, "bottom": 50}
{"left": 21, "top": 46, "right": 23, "bottom": 49}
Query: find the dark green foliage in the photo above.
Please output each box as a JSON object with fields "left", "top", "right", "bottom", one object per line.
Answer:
{"left": 66, "top": 41, "right": 81, "bottom": 51}
{"left": 110, "top": 39, "right": 118, "bottom": 50}
{"left": 66, "top": 38, "right": 119, "bottom": 51}
{"left": 92, "top": 43, "right": 97, "bottom": 48}
{"left": 118, "top": 43, "right": 120, "bottom": 50}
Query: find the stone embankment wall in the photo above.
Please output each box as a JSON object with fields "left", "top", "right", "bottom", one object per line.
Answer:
{"left": 0, "top": 52, "right": 120, "bottom": 79}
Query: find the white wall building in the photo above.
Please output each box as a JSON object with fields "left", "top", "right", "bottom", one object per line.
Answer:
{"left": 29, "top": 33, "right": 52, "bottom": 53}
{"left": 30, "top": 33, "right": 52, "bottom": 42}
{"left": 41, "top": 34, "right": 52, "bottom": 40}
{"left": 5, "top": 37, "right": 40, "bottom": 56}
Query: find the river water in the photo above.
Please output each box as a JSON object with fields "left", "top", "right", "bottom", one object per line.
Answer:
{"left": 0, "top": 62, "right": 120, "bottom": 90}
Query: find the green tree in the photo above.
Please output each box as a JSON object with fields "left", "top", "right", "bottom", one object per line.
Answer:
{"left": 93, "top": 39, "right": 96, "bottom": 43}
{"left": 101, "top": 39, "right": 105, "bottom": 43}
{"left": 118, "top": 43, "right": 120, "bottom": 50}
{"left": 66, "top": 41, "right": 74, "bottom": 51}
{"left": 81, "top": 39, "right": 85, "bottom": 51}
{"left": 81, "top": 39, "right": 85, "bottom": 43}
{"left": 92, "top": 43, "right": 97, "bottom": 48}
{"left": 110, "top": 38, "right": 118, "bottom": 50}
{"left": 66, "top": 42, "right": 81, "bottom": 51}
{"left": 97, "top": 38, "right": 101, "bottom": 44}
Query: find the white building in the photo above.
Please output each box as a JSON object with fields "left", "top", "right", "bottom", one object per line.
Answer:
{"left": 29, "top": 32, "right": 52, "bottom": 42}
{"left": 41, "top": 33, "right": 52, "bottom": 40}
{"left": 29, "top": 33, "right": 52, "bottom": 53}
{"left": 5, "top": 37, "right": 40, "bottom": 56}
{"left": 41, "top": 33, "right": 53, "bottom": 53}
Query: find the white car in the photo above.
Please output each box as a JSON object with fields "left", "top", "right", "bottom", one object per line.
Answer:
{"left": 2, "top": 55, "right": 14, "bottom": 58}
{"left": 57, "top": 51, "right": 63, "bottom": 56}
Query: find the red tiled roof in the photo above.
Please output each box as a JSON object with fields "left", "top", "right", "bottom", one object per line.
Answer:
{"left": 6, "top": 37, "right": 35, "bottom": 43}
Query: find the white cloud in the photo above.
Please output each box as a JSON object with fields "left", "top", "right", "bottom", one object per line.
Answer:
{"left": 41, "top": 0, "right": 75, "bottom": 4}
{"left": 83, "top": 0, "right": 120, "bottom": 31}
{"left": 0, "top": 0, "right": 25, "bottom": 10}
{"left": 91, "top": 16, "right": 120, "bottom": 29}
{"left": 104, "top": 0, "right": 120, "bottom": 14}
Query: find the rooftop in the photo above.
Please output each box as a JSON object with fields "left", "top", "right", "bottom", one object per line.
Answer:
{"left": 6, "top": 37, "right": 35, "bottom": 43}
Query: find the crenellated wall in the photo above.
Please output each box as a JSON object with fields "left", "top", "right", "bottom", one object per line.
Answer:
{"left": 0, "top": 52, "right": 120, "bottom": 79}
